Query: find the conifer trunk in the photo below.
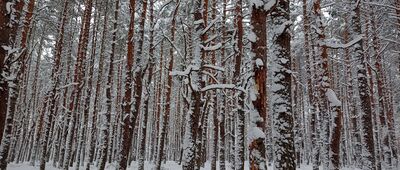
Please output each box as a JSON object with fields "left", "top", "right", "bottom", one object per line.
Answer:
{"left": 39, "top": 1, "right": 69, "bottom": 169}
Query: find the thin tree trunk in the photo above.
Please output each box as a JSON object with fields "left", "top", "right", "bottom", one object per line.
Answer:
{"left": 98, "top": 1, "right": 118, "bottom": 170}
{"left": 63, "top": 0, "right": 93, "bottom": 168}
{"left": 234, "top": 0, "right": 245, "bottom": 169}
{"left": 39, "top": 0, "right": 69, "bottom": 169}
{"left": 156, "top": 1, "right": 180, "bottom": 169}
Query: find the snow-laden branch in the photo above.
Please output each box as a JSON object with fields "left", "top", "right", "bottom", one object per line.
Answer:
{"left": 202, "top": 64, "right": 225, "bottom": 72}
{"left": 201, "top": 42, "right": 222, "bottom": 51}
{"left": 170, "top": 65, "right": 200, "bottom": 76}
{"left": 274, "top": 21, "right": 292, "bottom": 36}
{"left": 202, "top": 17, "right": 219, "bottom": 35}
{"left": 57, "top": 83, "right": 79, "bottom": 90}
{"left": 323, "top": 34, "right": 364, "bottom": 49}
{"left": 201, "top": 84, "right": 245, "bottom": 93}
{"left": 171, "top": 64, "right": 225, "bottom": 77}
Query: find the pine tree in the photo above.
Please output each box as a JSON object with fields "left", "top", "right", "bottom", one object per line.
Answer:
{"left": 351, "top": 1, "right": 376, "bottom": 169}
{"left": 39, "top": 0, "right": 69, "bottom": 169}
{"left": 269, "top": 0, "right": 296, "bottom": 169}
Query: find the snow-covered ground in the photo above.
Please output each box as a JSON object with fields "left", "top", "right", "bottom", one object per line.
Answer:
{"left": 8, "top": 161, "right": 362, "bottom": 170}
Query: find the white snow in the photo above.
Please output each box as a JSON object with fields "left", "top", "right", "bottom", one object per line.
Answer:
{"left": 325, "top": 88, "right": 342, "bottom": 106}
{"left": 202, "top": 43, "right": 222, "bottom": 51}
{"left": 324, "top": 34, "right": 364, "bottom": 49}
{"left": 203, "top": 64, "right": 225, "bottom": 72}
{"left": 264, "top": 0, "right": 277, "bottom": 11}
{"left": 248, "top": 31, "right": 257, "bottom": 42}
{"left": 201, "top": 84, "right": 245, "bottom": 93}
{"left": 6, "top": 2, "right": 13, "bottom": 14}
{"left": 250, "top": 0, "right": 264, "bottom": 8}
{"left": 255, "top": 58, "right": 264, "bottom": 67}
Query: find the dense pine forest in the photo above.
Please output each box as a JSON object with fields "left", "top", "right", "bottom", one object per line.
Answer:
{"left": 0, "top": 0, "right": 399, "bottom": 170}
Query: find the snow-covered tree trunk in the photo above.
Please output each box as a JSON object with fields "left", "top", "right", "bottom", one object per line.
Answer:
{"left": 269, "top": 0, "right": 296, "bottom": 169}
{"left": 39, "top": 0, "right": 69, "bottom": 169}
{"left": 0, "top": 1, "right": 29, "bottom": 169}
{"left": 118, "top": 0, "right": 136, "bottom": 169}
{"left": 233, "top": 0, "right": 245, "bottom": 169}
{"left": 248, "top": 1, "right": 268, "bottom": 170}
{"left": 210, "top": 0, "right": 218, "bottom": 169}
{"left": 63, "top": 0, "right": 93, "bottom": 168}
{"left": 351, "top": 1, "right": 376, "bottom": 169}
{"left": 84, "top": 1, "right": 108, "bottom": 169}
{"left": 138, "top": 0, "right": 155, "bottom": 169}
{"left": 219, "top": 1, "right": 228, "bottom": 169}
{"left": 182, "top": 0, "right": 205, "bottom": 169}
{"left": 156, "top": 1, "right": 180, "bottom": 169}
{"left": 98, "top": 1, "right": 119, "bottom": 169}
{"left": 153, "top": 40, "right": 164, "bottom": 162}
{"left": 312, "top": 1, "right": 344, "bottom": 169}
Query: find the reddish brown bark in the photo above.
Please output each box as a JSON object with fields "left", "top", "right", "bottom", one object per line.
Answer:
{"left": 233, "top": 0, "right": 246, "bottom": 169}
{"left": 153, "top": 40, "right": 164, "bottom": 162}
{"left": 119, "top": 1, "right": 136, "bottom": 169}
{"left": 313, "top": 1, "right": 343, "bottom": 169}
{"left": 98, "top": 1, "right": 119, "bottom": 170}
{"left": 39, "top": 1, "right": 69, "bottom": 169}
{"left": 352, "top": 1, "right": 376, "bottom": 169}
{"left": 156, "top": 1, "right": 180, "bottom": 169}
{"left": 249, "top": 2, "right": 268, "bottom": 170}
{"left": 63, "top": 0, "right": 93, "bottom": 168}
{"left": 119, "top": 0, "right": 148, "bottom": 169}
{"left": 0, "top": 1, "right": 26, "bottom": 169}
{"left": 138, "top": 0, "right": 154, "bottom": 169}
{"left": 85, "top": 2, "right": 107, "bottom": 169}
{"left": 219, "top": 1, "right": 227, "bottom": 170}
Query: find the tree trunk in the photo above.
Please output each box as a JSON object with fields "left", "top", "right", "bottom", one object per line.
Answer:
{"left": 39, "top": 0, "right": 69, "bottom": 169}
{"left": 63, "top": 0, "right": 93, "bottom": 168}
{"left": 98, "top": 1, "right": 118, "bottom": 170}
{"left": 352, "top": 1, "right": 376, "bottom": 169}
{"left": 248, "top": 1, "right": 269, "bottom": 170}
{"left": 269, "top": 0, "right": 296, "bottom": 169}
{"left": 156, "top": 1, "right": 180, "bottom": 169}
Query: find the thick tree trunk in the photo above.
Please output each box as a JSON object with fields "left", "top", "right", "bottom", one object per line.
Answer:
{"left": 248, "top": 2, "right": 268, "bottom": 170}
{"left": 312, "top": 1, "right": 343, "bottom": 169}
{"left": 182, "top": 0, "right": 205, "bottom": 169}
{"left": 118, "top": 1, "right": 136, "bottom": 169}
{"left": 269, "top": 0, "right": 296, "bottom": 169}
{"left": 0, "top": 1, "right": 28, "bottom": 169}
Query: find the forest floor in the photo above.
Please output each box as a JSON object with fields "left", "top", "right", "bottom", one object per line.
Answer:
{"left": 7, "top": 161, "right": 363, "bottom": 170}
